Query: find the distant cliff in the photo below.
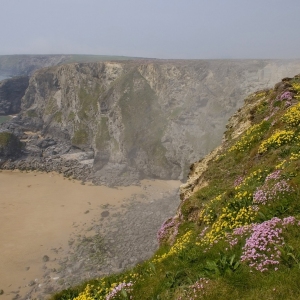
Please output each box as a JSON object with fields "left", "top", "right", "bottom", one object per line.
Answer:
{"left": 0, "top": 54, "right": 147, "bottom": 78}
{"left": 1, "top": 59, "right": 298, "bottom": 185}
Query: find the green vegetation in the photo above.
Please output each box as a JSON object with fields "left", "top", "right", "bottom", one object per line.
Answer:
{"left": 52, "top": 74, "right": 300, "bottom": 299}
{"left": 45, "top": 97, "right": 58, "bottom": 115}
{"left": 0, "top": 132, "right": 22, "bottom": 157}
{"left": 26, "top": 109, "right": 38, "bottom": 118}
{"left": 96, "top": 117, "right": 110, "bottom": 150}
{"left": 54, "top": 111, "right": 63, "bottom": 123}
{"left": 72, "top": 127, "right": 89, "bottom": 145}
{"left": 78, "top": 84, "right": 102, "bottom": 120}
{"left": 68, "top": 111, "right": 76, "bottom": 121}
{"left": 0, "top": 131, "right": 14, "bottom": 146}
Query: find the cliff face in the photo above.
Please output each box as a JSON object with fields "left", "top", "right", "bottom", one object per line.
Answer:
{"left": 0, "top": 55, "right": 71, "bottom": 77}
{"left": 0, "top": 76, "right": 29, "bottom": 115}
{"left": 12, "top": 59, "right": 300, "bottom": 185}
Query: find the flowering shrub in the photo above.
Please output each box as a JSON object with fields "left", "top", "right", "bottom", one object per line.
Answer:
{"left": 153, "top": 231, "right": 193, "bottom": 263}
{"left": 281, "top": 102, "right": 300, "bottom": 127}
{"left": 73, "top": 279, "right": 136, "bottom": 300}
{"left": 258, "top": 130, "right": 296, "bottom": 154}
{"left": 253, "top": 170, "right": 293, "bottom": 205}
{"left": 234, "top": 175, "right": 244, "bottom": 187}
{"left": 176, "top": 278, "right": 210, "bottom": 300}
{"left": 234, "top": 169, "right": 265, "bottom": 190}
{"left": 73, "top": 284, "right": 96, "bottom": 300}
{"left": 201, "top": 205, "right": 257, "bottom": 245}
{"left": 229, "top": 121, "right": 269, "bottom": 152}
{"left": 290, "top": 152, "right": 300, "bottom": 161}
{"left": 292, "top": 82, "right": 300, "bottom": 93}
{"left": 291, "top": 82, "right": 300, "bottom": 99}
{"left": 157, "top": 217, "right": 179, "bottom": 245}
{"left": 279, "top": 91, "right": 293, "bottom": 101}
{"left": 240, "top": 217, "right": 298, "bottom": 272}
{"left": 106, "top": 281, "right": 134, "bottom": 300}
{"left": 199, "top": 193, "right": 224, "bottom": 225}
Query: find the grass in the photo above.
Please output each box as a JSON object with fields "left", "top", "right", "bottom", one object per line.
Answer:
{"left": 72, "top": 127, "right": 89, "bottom": 145}
{"left": 27, "top": 109, "right": 38, "bottom": 118}
{"left": 78, "top": 84, "right": 102, "bottom": 120}
{"left": 96, "top": 117, "right": 110, "bottom": 150}
{"left": 52, "top": 74, "right": 300, "bottom": 299}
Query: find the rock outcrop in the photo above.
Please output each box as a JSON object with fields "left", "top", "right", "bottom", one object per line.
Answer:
{"left": 2, "top": 59, "right": 300, "bottom": 185}
{"left": 0, "top": 76, "right": 29, "bottom": 115}
{"left": 0, "top": 131, "right": 22, "bottom": 160}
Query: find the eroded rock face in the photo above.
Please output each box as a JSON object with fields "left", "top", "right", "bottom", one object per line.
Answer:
{"left": 0, "top": 76, "right": 29, "bottom": 115}
{"left": 2, "top": 59, "right": 300, "bottom": 185}
{"left": 0, "top": 132, "right": 22, "bottom": 160}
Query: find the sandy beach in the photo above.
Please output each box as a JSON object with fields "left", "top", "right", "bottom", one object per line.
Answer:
{"left": 0, "top": 170, "right": 180, "bottom": 300}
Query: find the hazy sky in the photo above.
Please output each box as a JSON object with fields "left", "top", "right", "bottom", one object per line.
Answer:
{"left": 1, "top": 0, "right": 299, "bottom": 59}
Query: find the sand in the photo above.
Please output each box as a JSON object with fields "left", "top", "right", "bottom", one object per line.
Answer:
{"left": 0, "top": 170, "right": 180, "bottom": 300}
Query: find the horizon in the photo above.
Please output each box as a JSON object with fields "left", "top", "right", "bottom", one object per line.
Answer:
{"left": 1, "top": 54, "right": 300, "bottom": 61}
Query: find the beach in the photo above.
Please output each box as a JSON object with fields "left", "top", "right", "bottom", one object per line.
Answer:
{"left": 0, "top": 170, "right": 180, "bottom": 299}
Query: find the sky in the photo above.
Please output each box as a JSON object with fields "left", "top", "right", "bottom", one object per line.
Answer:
{"left": 1, "top": 0, "right": 300, "bottom": 59}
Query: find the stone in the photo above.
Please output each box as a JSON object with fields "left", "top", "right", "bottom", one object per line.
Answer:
{"left": 101, "top": 211, "right": 109, "bottom": 218}
{"left": 28, "top": 280, "right": 35, "bottom": 286}
{"left": 42, "top": 255, "right": 49, "bottom": 262}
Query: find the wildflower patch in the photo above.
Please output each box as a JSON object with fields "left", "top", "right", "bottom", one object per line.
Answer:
{"left": 258, "top": 130, "right": 296, "bottom": 154}
{"left": 229, "top": 121, "right": 269, "bottom": 153}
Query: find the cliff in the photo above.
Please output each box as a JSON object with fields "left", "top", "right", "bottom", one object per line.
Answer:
{"left": 0, "top": 76, "right": 29, "bottom": 115}
{"left": 2, "top": 59, "right": 300, "bottom": 185}
{"left": 53, "top": 73, "right": 300, "bottom": 300}
{"left": 0, "top": 54, "right": 147, "bottom": 78}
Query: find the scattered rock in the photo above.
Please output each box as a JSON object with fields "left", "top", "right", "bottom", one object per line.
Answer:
{"left": 42, "top": 255, "right": 49, "bottom": 262}
{"left": 28, "top": 280, "right": 35, "bottom": 286}
{"left": 101, "top": 211, "right": 109, "bottom": 218}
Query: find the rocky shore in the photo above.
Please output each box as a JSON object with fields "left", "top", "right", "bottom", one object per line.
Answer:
{"left": 0, "top": 117, "right": 141, "bottom": 186}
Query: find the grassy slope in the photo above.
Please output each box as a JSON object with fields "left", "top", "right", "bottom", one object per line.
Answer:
{"left": 52, "top": 74, "right": 300, "bottom": 300}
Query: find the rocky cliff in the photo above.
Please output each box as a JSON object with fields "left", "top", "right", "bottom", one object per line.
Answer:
{"left": 0, "top": 54, "right": 146, "bottom": 78}
{"left": 2, "top": 59, "right": 300, "bottom": 185}
{"left": 0, "top": 76, "right": 29, "bottom": 114}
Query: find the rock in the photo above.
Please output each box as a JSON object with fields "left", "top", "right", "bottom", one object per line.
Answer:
{"left": 42, "top": 255, "right": 49, "bottom": 262}
{"left": 101, "top": 211, "right": 109, "bottom": 218}
{"left": 28, "top": 280, "right": 35, "bottom": 286}
{"left": 0, "top": 289, "right": 3, "bottom": 295}
{"left": 0, "top": 76, "right": 29, "bottom": 115}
